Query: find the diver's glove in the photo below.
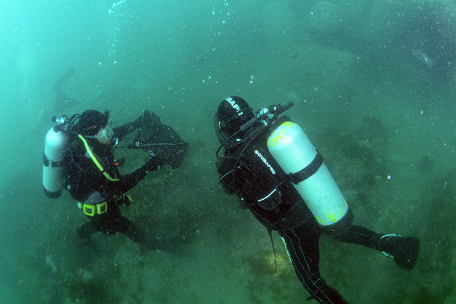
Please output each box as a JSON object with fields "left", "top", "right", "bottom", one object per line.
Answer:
{"left": 141, "top": 110, "right": 161, "bottom": 125}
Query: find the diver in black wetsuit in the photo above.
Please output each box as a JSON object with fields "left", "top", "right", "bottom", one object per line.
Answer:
{"left": 62, "top": 109, "right": 175, "bottom": 251}
{"left": 214, "top": 96, "right": 421, "bottom": 304}
{"left": 52, "top": 68, "right": 77, "bottom": 111}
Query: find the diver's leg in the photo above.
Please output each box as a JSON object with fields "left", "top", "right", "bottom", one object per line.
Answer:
{"left": 117, "top": 215, "right": 186, "bottom": 254}
{"left": 76, "top": 220, "right": 99, "bottom": 241}
{"left": 113, "top": 111, "right": 161, "bottom": 139}
{"left": 279, "top": 223, "right": 349, "bottom": 304}
{"left": 332, "top": 225, "right": 420, "bottom": 271}
{"left": 102, "top": 205, "right": 186, "bottom": 253}
{"left": 118, "top": 217, "right": 147, "bottom": 244}
{"left": 99, "top": 204, "right": 147, "bottom": 243}
{"left": 330, "top": 225, "right": 377, "bottom": 247}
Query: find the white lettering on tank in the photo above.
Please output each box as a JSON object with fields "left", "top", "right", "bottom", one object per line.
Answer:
{"left": 254, "top": 150, "right": 275, "bottom": 174}
{"left": 226, "top": 97, "right": 244, "bottom": 116}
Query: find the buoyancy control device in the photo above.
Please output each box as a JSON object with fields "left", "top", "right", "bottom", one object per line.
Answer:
{"left": 42, "top": 116, "right": 71, "bottom": 199}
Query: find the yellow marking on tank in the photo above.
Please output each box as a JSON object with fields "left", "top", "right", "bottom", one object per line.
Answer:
{"left": 281, "top": 121, "right": 294, "bottom": 127}
{"left": 315, "top": 216, "right": 326, "bottom": 225}
{"left": 268, "top": 130, "right": 287, "bottom": 146}
{"left": 327, "top": 212, "right": 338, "bottom": 223}
{"left": 267, "top": 121, "right": 294, "bottom": 146}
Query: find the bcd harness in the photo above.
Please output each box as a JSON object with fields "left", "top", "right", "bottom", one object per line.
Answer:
{"left": 78, "top": 135, "right": 119, "bottom": 182}
{"left": 77, "top": 135, "right": 127, "bottom": 217}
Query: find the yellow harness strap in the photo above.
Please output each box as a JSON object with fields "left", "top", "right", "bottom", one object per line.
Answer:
{"left": 78, "top": 134, "right": 119, "bottom": 182}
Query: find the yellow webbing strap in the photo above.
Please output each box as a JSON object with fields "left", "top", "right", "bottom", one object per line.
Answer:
{"left": 78, "top": 134, "right": 119, "bottom": 182}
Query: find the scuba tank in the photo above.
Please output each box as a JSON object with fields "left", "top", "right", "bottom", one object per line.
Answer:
{"left": 218, "top": 102, "right": 353, "bottom": 235}
{"left": 42, "top": 116, "right": 71, "bottom": 199}
{"left": 267, "top": 121, "right": 353, "bottom": 235}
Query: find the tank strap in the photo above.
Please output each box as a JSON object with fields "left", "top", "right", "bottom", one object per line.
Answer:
{"left": 43, "top": 152, "right": 64, "bottom": 168}
{"left": 288, "top": 150, "right": 323, "bottom": 184}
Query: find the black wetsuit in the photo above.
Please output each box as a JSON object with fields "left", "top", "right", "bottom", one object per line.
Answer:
{"left": 216, "top": 128, "right": 384, "bottom": 304}
{"left": 63, "top": 113, "right": 161, "bottom": 244}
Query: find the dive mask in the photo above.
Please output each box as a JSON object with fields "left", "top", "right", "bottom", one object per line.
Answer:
{"left": 84, "top": 118, "right": 114, "bottom": 142}
{"left": 97, "top": 118, "right": 114, "bottom": 141}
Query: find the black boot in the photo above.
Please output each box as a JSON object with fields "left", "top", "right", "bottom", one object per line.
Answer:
{"left": 76, "top": 222, "right": 98, "bottom": 242}
{"left": 378, "top": 234, "right": 420, "bottom": 271}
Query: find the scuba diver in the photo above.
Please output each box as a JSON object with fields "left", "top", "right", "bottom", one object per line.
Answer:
{"left": 214, "top": 96, "right": 420, "bottom": 304}
{"left": 52, "top": 68, "right": 77, "bottom": 112}
{"left": 42, "top": 109, "right": 188, "bottom": 252}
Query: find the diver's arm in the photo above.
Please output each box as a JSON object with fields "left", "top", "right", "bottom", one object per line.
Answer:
{"left": 113, "top": 110, "right": 161, "bottom": 139}
{"left": 105, "top": 157, "right": 161, "bottom": 194}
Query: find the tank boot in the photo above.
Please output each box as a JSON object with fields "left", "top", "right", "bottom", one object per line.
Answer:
{"left": 378, "top": 234, "right": 420, "bottom": 271}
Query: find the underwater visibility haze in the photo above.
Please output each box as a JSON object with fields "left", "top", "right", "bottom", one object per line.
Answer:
{"left": 0, "top": 0, "right": 456, "bottom": 303}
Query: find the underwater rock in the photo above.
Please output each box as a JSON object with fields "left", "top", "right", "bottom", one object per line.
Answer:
{"left": 403, "top": 5, "right": 456, "bottom": 81}
{"left": 78, "top": 268, "right": 94, "bottom": 283}
{"left": 364, "top": 2, "right": 456, "bottom": 82}
{"left": 45, "top": 254, "right": 58, "bottom": 274}
{"left": 260, "top": 2, "right": 297, "bottom": 51}
{"left": 343, "top": 190, "right": 358, "bottom": 202}
{"left": 308, "top": 1, "right": 341, "bottom": 32}
{"left": 305, "top": 0, "right": 371, "bottom": 40}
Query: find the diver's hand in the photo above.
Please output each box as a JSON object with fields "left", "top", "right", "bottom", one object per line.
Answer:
{"left": 141, "top": 110, "right": 161, "bottom": 125}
